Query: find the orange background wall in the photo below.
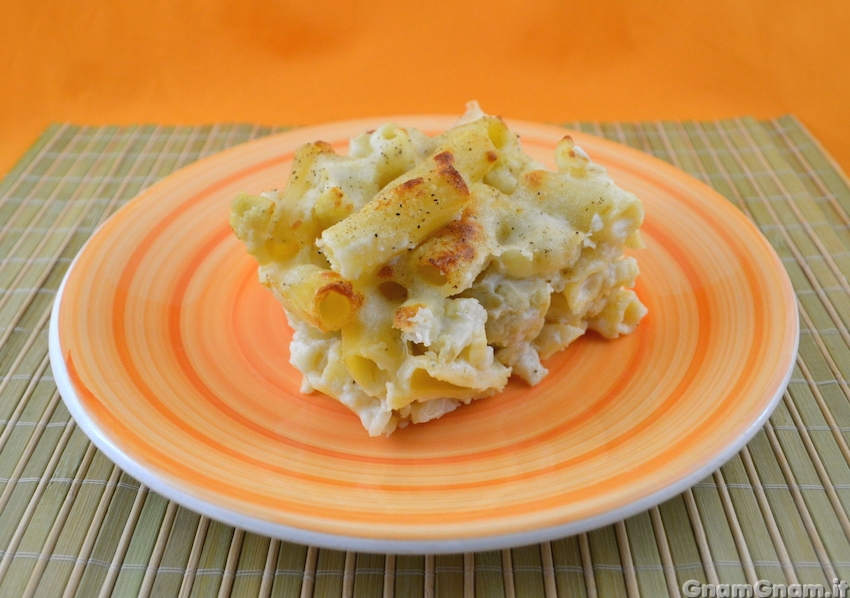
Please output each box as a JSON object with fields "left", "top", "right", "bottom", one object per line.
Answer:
{"left": 2, "top": 0, "right": 849, "bottom": 176}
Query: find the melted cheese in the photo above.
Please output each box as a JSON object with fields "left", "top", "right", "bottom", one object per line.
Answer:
{"left": 231, "top": 102, "right": 648, "bottom": 436}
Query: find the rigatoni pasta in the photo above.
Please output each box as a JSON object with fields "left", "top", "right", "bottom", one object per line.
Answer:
{"left": 318, "top": 152, "right": 473, "bottom": 280}
{"left": 230, "top": 102, "right": 647, "bottom": 436}
{"left": 264, "top": 264, "right": 362, "bottom": 332}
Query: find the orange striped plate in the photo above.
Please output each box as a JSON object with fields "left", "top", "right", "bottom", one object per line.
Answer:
{"left": 49, "top": 117, "right": 798, "bottom": 553}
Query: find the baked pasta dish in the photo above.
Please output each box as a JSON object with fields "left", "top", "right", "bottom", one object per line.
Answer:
{"left": 230, "top": 103, "right": 647, "bottom": 436}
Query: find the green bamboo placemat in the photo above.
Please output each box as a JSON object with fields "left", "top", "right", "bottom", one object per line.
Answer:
{"left": 1, "top": 117, "right": 848, "bottom": 597}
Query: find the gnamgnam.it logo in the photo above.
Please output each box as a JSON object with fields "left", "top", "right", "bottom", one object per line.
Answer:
{"left": 682, "top": 578, "right": 849, "bottom": 598}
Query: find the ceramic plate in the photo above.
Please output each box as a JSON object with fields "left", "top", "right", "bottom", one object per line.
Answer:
{"left": 49, "top": 116, "right": 798, "bottom": 554}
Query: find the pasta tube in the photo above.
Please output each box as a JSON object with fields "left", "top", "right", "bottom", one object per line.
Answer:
{"left": 264, "top": 264, "right": 363, "bottom": 332}
{"left": 318, "top": 153, "right": 472, "bottom": 280}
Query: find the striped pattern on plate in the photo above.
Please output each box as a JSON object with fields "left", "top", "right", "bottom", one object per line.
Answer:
{"left": 49, "top": 117, "right": 796, "bottom": 554}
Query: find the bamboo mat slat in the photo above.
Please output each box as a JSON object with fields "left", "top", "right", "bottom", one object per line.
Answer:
{"left": 1, "top": 116, "right": 847, "bottom": 597}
